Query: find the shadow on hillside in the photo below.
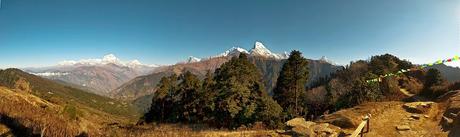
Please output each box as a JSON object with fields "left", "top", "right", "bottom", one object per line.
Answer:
{"left": 449, "top": 129, "right": 460, "bottom": 137}
{"left": 0, "top": 114, "right": 40, "bottom": 137}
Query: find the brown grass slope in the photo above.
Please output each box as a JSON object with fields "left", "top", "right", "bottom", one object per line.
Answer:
{"left": 0, "top": 87, "right": 82, "bottom": 136}
{"left": 0, "top": 68, "right": 139, "bottom": 119}
{"left": 0, "top": 68, "right": 145, "bottom": 136}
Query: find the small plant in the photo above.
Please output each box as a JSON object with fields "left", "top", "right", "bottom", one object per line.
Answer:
{"left": 63, "top": 105, "right": 79, "bottom": 121}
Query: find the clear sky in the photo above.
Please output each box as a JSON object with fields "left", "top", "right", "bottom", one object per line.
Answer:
{"left": 0, "top": 0, "right": 459, "bottom": 68}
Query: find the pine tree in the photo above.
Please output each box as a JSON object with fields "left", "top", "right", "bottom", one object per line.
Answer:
{"left": 422, "top": 68, "right": 445, "bottom": 97}
{"left": 214, "top": 54, "right": 281, "bottom": 128}
{"left": 178, "top": 71, "right": 202, "bottom": 122}
{"left": 201, "top": 70, "right": 217, "bottom": 122}
{"left": 424, "top": 68, "right": 443, "bottom": 88}
{"left": 273, "top": 50, "right": 309, "bottom": 119}
{"left": 145, "top": 74, "right": 177, "bottom": 122}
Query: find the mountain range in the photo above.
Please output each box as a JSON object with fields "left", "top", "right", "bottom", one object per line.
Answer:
{"left": 23, "top": 54, "right": 159, "bottom": 95}
{"left": 22, "top": 41, "right": 338, "bottom": 98}
{"left": 111, "top": 42, "right": 341, "bottom": 112}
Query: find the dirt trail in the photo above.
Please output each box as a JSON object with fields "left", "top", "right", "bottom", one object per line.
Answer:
{"left": 362, "top": 102, "right": 446, "bottom": 137}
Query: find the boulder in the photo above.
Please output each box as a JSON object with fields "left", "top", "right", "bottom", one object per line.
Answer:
{"left": 442, "top": 92, "right": 460, "bottom": 130}
{"left": 445, "top": 92, "right": 460, "bottom": 117}
{"left": 410, "top": 114, "right": 420, "bottom": 120}
{"left": 0, "top": 123, "right": 12, "bottom": 136}
{"left": 403, "top": 102, "right": 434, "bottom": 114}
{"left": 396, "top": 125, "right": 411, "bottom": 131}
{"left": 318, "top": 114, "right": 357, "bottom": 128}
{"left": 286, "top": 118, "right": 315, "bottom": 128}
{"left": 285, "top": 118, "right": 343, "bottom": 137}
{"left": 292, "top": 126, "right": 316, "bottom": 137}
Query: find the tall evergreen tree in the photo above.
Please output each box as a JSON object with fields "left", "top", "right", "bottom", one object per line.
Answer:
{"left": 144, "top": 74, "right": 177, "bottom": 122}
{"left": 424, "top": 68, "right": 443, "bottom": 88}
{"left": 201, "top": 70, "right": 217, "bottom": 122}
{"left": 178, "top": 71, "right": 202, "bottom": 122}
{"left": 422, "top": 68, "right": 445, "bottom": 97}
{"left": 214, "top": 54, "right": 281, "bottom": 128}
{"left": 273, "top": 50, "right": 309, "bottom": 119}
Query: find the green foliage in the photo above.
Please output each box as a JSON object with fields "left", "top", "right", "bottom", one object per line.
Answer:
{"left": 424, "top": 68, "right": 444, "bottom": 88}
{"left": 63, "top": 105, "right": 80, "bottom": 121}
{"left": 324, "top": 54, "right": 417, "bottom": 112}
{"left": 145, "top": 54, "right": 282, "bottom": 129}
{"left": 422, "top": 68, "right": 448, "bottom": 97}
{"left": 144, "top": 74, "right": 177, "bottom": 122}
{"left": 179, "top": 71, "right": 203, "bottom": 122}
{"left": 146, "top": 71, "right": 213, "bottom": 123}
{"left": 213, "top": 54, "right": 281, "bottom": 128}
{"left": 200, "top": 70, "right": 217, "bottom": 122}
{"left": 336, "top": 79, "right": 381, "bottom": 109}
{"left": 273, "top": 50, "right": 309, "bottom": 119}
{"left": 369, "top": 54, "right": 412, "bottom": 75}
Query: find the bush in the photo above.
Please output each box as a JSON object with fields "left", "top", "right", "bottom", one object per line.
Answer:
{"left": 63, "top": 105, "right": 79, "bottom": 121}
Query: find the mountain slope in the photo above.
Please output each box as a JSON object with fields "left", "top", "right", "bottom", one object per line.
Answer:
{"left": 113, "top": 57, "right": 340, "bottom": 114}
{"left": 0, "top": 86, "right": 83, "bottom": 136}
{"left": 24, "top": 54, "right": 158, "bottom": 96}
{"left": 428, "top": 64, "right": 460, "bottom": 82}
{"left": 112, "top": 41, "right": 340, "bottom": 102}
{"left": 111, "top": 56, "right": 230, "bottom": 100}
{"left": 0, "top": 68, "right": 140, "bottom": 119}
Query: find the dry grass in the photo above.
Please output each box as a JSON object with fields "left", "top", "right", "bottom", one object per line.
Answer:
{"left": 101, "top": 123, "right": 286, "bottom": 137}
{"left": 0, "top": 87, "right": 82, "bottom": 136}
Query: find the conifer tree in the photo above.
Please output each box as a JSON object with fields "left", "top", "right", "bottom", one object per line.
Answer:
{"left": 214, "top": 53, "right": 281, "bottom": 128}
{"left": 145, "top": 74, "right": 177, "bottom": 122}
{"left": 273, "top": 50, "right": 309, "bottom": 119}
{"left": 178, "top": 71, "right": 202, "bottom": 122}
{"left": 201, "top": 70, "right": 217, "bottom": 122}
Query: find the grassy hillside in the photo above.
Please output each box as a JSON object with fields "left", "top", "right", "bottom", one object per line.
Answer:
{"left": 0, "top": 68, "right": 140, "bottom": 120}
{"left": 0, "top": 86, "right": 83, "bottom": 136}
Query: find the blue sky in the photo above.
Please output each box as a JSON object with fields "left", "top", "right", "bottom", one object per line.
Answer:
{"left": 0, "top": 0, "right": 459, "bottom": 68}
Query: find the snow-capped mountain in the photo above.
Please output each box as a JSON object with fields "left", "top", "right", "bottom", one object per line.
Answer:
{"left": 215, "top": 47, "right": 249, "bottom": 57}
{"left": 319, "top": 56, "right": 336, "bottom": 65}
{"left": 113, "top": 43, "right": 341, "bottom": 102}
{"left": 186, "top": 56, "right": 201, "bottom": 63}
{"left": 24, "top": 54, "right": 159, "bottom": 96}
{"left": 186, "top": 41, "right": 288, "bottom": 63}
{"left": 58, "top": 54, "right": 159, "bottom": 68}
{"left": 249, "top": 41, "right": 288, "bottom": 59}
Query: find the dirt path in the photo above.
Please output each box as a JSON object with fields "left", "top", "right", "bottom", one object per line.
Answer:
{"left": 363, "top": 102, "right": 447, "bottom": 137}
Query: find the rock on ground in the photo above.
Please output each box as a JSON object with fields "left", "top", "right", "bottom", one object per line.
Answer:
{"left": 285, "top": 118, "right": 343, "bottom": 137}
{"left": 402, "top": 102, "right": 434, "bottom": 114}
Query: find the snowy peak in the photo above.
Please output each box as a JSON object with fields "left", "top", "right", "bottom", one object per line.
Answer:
{"left": 217, "top": 47, "right": 249, "bottom": 57}
{"left": 102, "top": 54, "right": 121, "bottom": 64}
{"left": 319, "top": 56, "right": 336, "bottom": 65}
{"left": 184, "top": 41, "right": 288, "bottom": 64}
{"left": 254, "top": 41, "right": 267, "bottom": 49}
{"left": 187, "top": 56, "right": 201, "bottom": 63}
{"left": 57, "top": 54, "right": 158, "bottom": 68}
{"left": 250, "top": 41, "right": 272, "bottom": 56}
{"left": 249, "top": 41, "right": 288, "bottom": 59}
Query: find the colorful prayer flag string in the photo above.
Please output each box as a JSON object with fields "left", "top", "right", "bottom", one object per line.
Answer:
{"left": 366, "top": 55, "right": 460, "bottom": 83}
